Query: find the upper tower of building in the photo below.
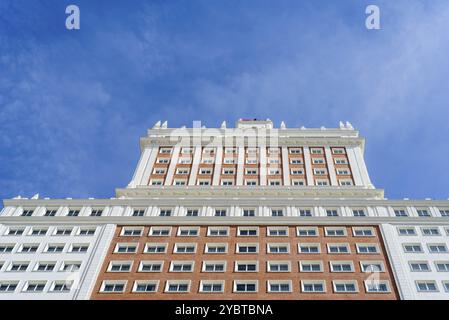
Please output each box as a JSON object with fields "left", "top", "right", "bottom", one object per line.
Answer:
{"left": 119, "top": 119, "right": 379, "bottom": 199}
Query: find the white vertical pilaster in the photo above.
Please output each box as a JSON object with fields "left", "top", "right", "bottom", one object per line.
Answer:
{"left": 259, "top": 146, "right": 267, "bottom": 186}
{"left": 236, "top": 147, "right": 245, "bottom": 185}
{"left": 139, "top": 147, "right": 159, "bottom": 186}
{"left": 303, "top": 147, "right": 314, "bottom": 186}
{"left": 346, "top": 147, "right": 363, "bottom": 186}
{"left": 128, "top": 147, "right": 153, "bottom": 187}
{"left": 281, "top": 147, "right": 290, "bottom": 186}
{"left": 354, "top": 146, "right": 373, "bottom": 187}
{"left": 212, "top": 147, "right": 223, "bottom": 186}
{"left": 164, "top": 146, "right": 180, "bottom": 185}
{"left": 188, "top": 147, "right": 202, "bottom": 185}
{"left": 324, "top": 146, "right": 338, "bottom": 186}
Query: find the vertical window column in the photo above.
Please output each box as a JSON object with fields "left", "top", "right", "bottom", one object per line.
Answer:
{"left": 259, "top": 146, "right": 267, "bottom": 186}
{"left": 236, "top": 146, "right": 245, "bottom": 185}
{"left": 324, "top": 147, "right": 338, "bottom": 186}
{"left": 129, "top": 147, "right": 157, "bottom": 187}
{"left": 303, "top": 147, "right": 314, "bottom": 186}
{"left": 212, "top": 147, "right": 223, "bottom": 186}
{"left": 188, "top": 147, "right": 202, "bottom": 185}
{"left": 281, "top": 146, "right": 290, "bottom": 186}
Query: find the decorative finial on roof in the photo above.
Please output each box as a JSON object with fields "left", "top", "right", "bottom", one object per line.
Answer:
{"left": 280, "top": 121, "right": 286, "bottom": 129}
{"left": 161, "top": 121, "right": 168, "bottom": 129}
{"left": 31, "top": 193, "right": 39, "bottom": 200}
{"left": 339, "top": 121, "right": 345, "bottom": 129}
{"left": 153, "top": 120, "right": 161, "bottom": 129}
{"left": 220, "top": 121, "right": 227, "bottom": 129}
{"left": 345, "top": 121, "right": 353, "bottom": 130}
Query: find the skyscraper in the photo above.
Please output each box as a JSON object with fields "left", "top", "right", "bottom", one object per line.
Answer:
{"left": 1, "top": 119, "right": 448, "bottom": 300}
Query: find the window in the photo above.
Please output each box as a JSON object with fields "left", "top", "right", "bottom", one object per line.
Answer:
{"left": 301, "top": 281, "right": 325, "bottom": 293}
{"left": 159, "top": 209, "right": 172, "bottom": 217}
{"left": 334, "top": 158, "right": 347, "bottom": 164}
{"left": 325, "top": 227, "right": 346, "bottom": 237}
{"left": 271, "top": 209, "right": 284, "bottom": 217}
{"left": 298, "top": 243, "right": 320, "bottom": 253}
{"left": 132, "top": 209, "right": 145, "bottom": 217}
{"left": 428, "top": 244, "right": 448, "bottom": 253}
{"left": 221, "top": 180, "right": 234, "bottom": 186}
{"left": 310, "top": 148, "right": 323, "bottom": 154}
{"left": 245, "top": 180, "right": 258, "bottom": 186}
{"left": 133, "top": 281, "right": 158, "bottom": 293}
{"left": 174, "top": 180, "right": 186, "bottom": 186}
{"left": 268, "top": 159, "right": 280, "bottom": 166}
{"left": 225, "top": 148, "right": 236, "bottom": 154}
{"left": 297, "top": 227, "right": 318, "bottom": 237}
{"left": 199, "top": 168, "right": 212, "bottom": 175}
{"left": 198, "top": 180, "right": 210, "bottom": 186}
{"left": 356, "top": 244, "right": 379, "bottom": 254}
{"left": 177, "top": 227, "right": 199, "bottom": 237}
{"left": 205, "top": 243, "right": 227, "bottom": 254}
{"left": 352, "top": 227, "right": 374, "bottom": 237}
{"left": 51, "top": 281, "right": 71, "bottom": 292}
{"left": 54, "top": 227, "right": 73, "bottom": 236}
{"left": 439, "top": 209, "right": 449, "bottom": 217}
{"left": 180, "top": 158, "right": 193, "bottom": 165}
{"left": 151, "top": 180, "right": 163, "bottom": 186}
{"left": 360, "top": 261, "right": 385, "bottom": 273}
{"left": 365, "top": 280, "right": 390, "bottom": 293}
{"left": 200, "top": 281, "right": 224, "bottom": 293}
{"left": 238, "top": 227, "right": 258, "bottom": 237}
{"left": 30, "top": 228, "right": 48, "bottom": 236}
{"left": 268, "top": 180, "right": 281, "bottom": 186}
{"left": 300, "top": 261, "right": 323, "bottom": 272}
{"left": 223, "top": 158, "right": 235, "bottom": 164}
{"left": 352, "top": 209, "right": 366, "bottom": 217}
{"left": 235, "top": 261, "right": 258, "bottom": 272}
{"left": 170, "top": 261, "right": 194, "bottom": 272}
{"left": 290, "top": 158, "right": 303, "bottom": 164}
{"left": 159, "top": 147, "right": 172, "bottom": 154}
{"left": 246, "top": 159, "right": 257, "bottom": 165}
{"left": 153, "top": 168, "right": 166, "bottom": 175}
{"left": 78, "top": 228, "right": 96, "bottom": 236}
{"left": 149, "top": 227, "right": 171, "bottom": 236}
{"left": 417, "top": 209, "right": 431, "bottom": 217}
{"left": 0, "top": 244, "right": 15, "bottom": 253}
{"left": 0, "top": 282, "right": 18, "bottom": 293}
{"left": 222, "top": 168, "right": 235, "bottom": 175}
{"left": 18, "top": 244, "right": 38, "bottom": 253}
{"left": 333, "top": 281, "right": 358, "bottom": 293}
{"left": 326, "top": 209, "right": 339, "bottom": 217}
{"left": 339, "top": 180, "right": 353, "bottom": 186}
{"left": 245, "top": 169, "right": 258, "bottom": 175}
{"left": 138, "top": 261, "right": 163, "bottom": 272}
{"left": 44, "top": 209, "right": 57, "bottom": 216}
{"left": 165, "top": 281, "right": 190, "bottom": 293}
{"left": 101, "top": 281, "right": 126, "bottom": 293}
{"left": 181, "top": 147, "right": 193, "bottom": 154}
{"left": 69, "top": 244, "right": 89, "bottom": 253}
{"left": 8, "top": 262, "right": 29, "bottom": 272}
{"left": 421, "top": 227, "right": 440, "bottom": 236}
{"left": 336, "top": 169, "right": 350, "bottom": 175}
{"left": 21, "top": 209, "right": 34, "bottom": 217}
{"left": 24, "top": 281, "right": 46, "bottom": 292}
{"left": 214, "top": 209, "right": 227, "bottom": 217}
{"left": 108, "top": 261, "right": 132, "bottom": 272}
{"left": 443, "top": 282, "right": 449, "bottom": 292}
{"left": 435, "top": 261, "right": 449, "bottom": 272}
{"left": 313, "top": 169, "right": 327, "bottom": 175}
{"left": 6, "top": 227, "right": 24, "bottom": 236}
{"left": 35, "top": 262, "right": 56, "bottom": 272}
{"left": 207, "top": 227, "right": 229, "bottom": 236}
{"left": 312, "top": 158, "right": 325, "bottom": 164}
{"left": 243, "top": 209, "right": 256, "bottom": 217}
{"left": 267, "top": 227, "right": 288, "bottom": 237}
{"left": 60, "top": 262, "right": 81, "bottom": 272}
{"left": 236, "top": 244, "right": 258, "bottom": 254}
{"left": 67, "top": 209, "right": 80, "bottom": 217}
{"left": 267, "top": 261, "right": 290, "bottom": 272}
{"left": 156, "top": 158, "right": 169, "bottom": 164}
{"left": 289, "top": 148, "right": 302, "bottom": 154}
{"left": 416, "top": 281, "right": 438, "bottom": 292}
{"left": 144, "top": 243, "right": 167, "bottom": 253}
{"left": 298, "top": 209, "right": 312, "bottom": 217}
{"left": 394, "top": 209, "right": 408, "bottom": 217}
{"left": 292, "top": 180, "right": 305, "bottom": 186}
{"left": 268, "top": 281, "right": 291, "bottom": 293}
{"left": 174, "top": 243, "right": 196, "bottom": 253}
{"left": 121, "top": 227, "right": 143, "bottom": 237}
{"left": 403, "top": 244, "right": 423, "bottom": 253}
{"left": 202, "top": 261, "right": 226, "bottom": 272}
{"left": 234, "top": 281, "right": 257, "bottom": 293}
{"left": 398, "top": 227, "right": 416, "bottom": 236}
{"left": 45, "top": 244, "right": 65, "bottom": 253}
{"left": 327, "top": 244, "right": 350, "bottom": 254}
{"left": 267, "top": 243, "right": 289, "bottom": 254}
{"left": 115, "top": 243, "right": 138, "bottom": 253}
{"left": 176, "top": 168, "right": 190, "bottom": 175}
{"left": 332, "top": 148, "right": 345, "bottom": 154}
{"left": 90, "top": 209, "right": 103, "bottom": 217}
{"left": 409, "top": 262, "right": 430, "bottom": 272}
{"left": 330, "top": 261, "right": 354, "bottom": 272}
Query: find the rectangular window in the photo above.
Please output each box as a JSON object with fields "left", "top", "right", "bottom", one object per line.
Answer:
{"left": 8, "top": 262, "right": 29, "bottom": 272}
{"left": 416, "top": 281, "right": 438, "bottom": 292}
{"left": 115, "top": 243, "right": 138, "bottom": 253}
{"left": 267, "top": 227, "right": 288, "bottom": 237}
{"left": 78, "top": 227, "right": 96, "bottom": 236}
{"left": 67, "top": 209, "right": 80, "bottom": 217}
{"left": 199, "top": 168, "right": 212, "bottom": 175}
{"left": 159, "top": 209, "right": 172, "bottom": 217}
{"left": 352, "top": 227, "right": 374, "bottom": 237}
{"left": 242, "top": 209, "right": 256, "bottom": 217}
{"left": 421, "top": 227, "right": 440, "bottom": 236}
{"left": 267, "top": 261, "right": 290, "bottom": 272}
{"left": 101, "top": 281, "right": 126, "bottom": 293}
{"left": 202, "top": 261, "right": 226, "bottom": 272}
{"left": 289, "top": 148, "right": 302, "bottom": 154}
{"left": 149, "top": 227, "right": 171, "bottom": 236}
{"left": 245, "top": 169, "right": 258, "bottom": 175}
{"left": 233, "top": 281, "right": 258, "bottom": 293}
{"left": 90, "top": 209, "right": 103, "bottom": 217}
{"left": 397, "top": 227, "right": 416, "bottom": 236}
{"left": 159, "top": 148, "right": 172, "bottom": 154}
{"left": 439, "top": 209, "right": 449, "bottom": 217}
{"left": 174, "top": 243, "right": 196, "bottom": 254}
{"left": 23, "top": 281, "right": 46, "bottom": 292}
{"left": 0, "top": 244, "right": 15, "bottom": 253}
{"left": 301, "top": 281, "right": 325, "bottom": 293}
{"left": 170, "top": 261, "right": 194, "bottom": 272}
{"left": 435, "top": 261, "right": 449, "bottom": 272}
{"left": 330, "top": 261, "right": 354, "bottom": 272}
{"left": 428, "top": 244, "right": 448, "bottom": 253}
{"left": 394, "top": 209, "right": 408, "bottom": 217}
{"left": 214, "top": 209, "right": 227, "bottom": 217}
{"left": 30, "top": 228, "right": 48, "bottom": 236}
{"left": 267, "top": 281, "right": 291, "bottom": 293}
{"left": 360, "top": 261, "right": 385, "bottom": 273}
{"left": 44, "top": 209, "right": 57, "bottom": 216}
{"left": 290, "top": 158, "right": 303, "bottom": 164}
{"left": 403, "top": 244, "right": 423, "bottom": 253}
{"left": 177, "top": 227, "right": 199, "bottom": 237}
{"left": 156, "top": 158, "right": 169, "bottom": 164}
{"left": 271, "top": 209, "right": 284, "bottom": 217}
{"left": 313, "top": 168, "right": 327, "bottom": 175}
{"left": 205, "top": 243, "right": 227, "bottom": 254}
{"left": 291, "top": 169, "right": 305, "bottom": 175}
{"left": 60, "top": 261, "right": 81, "bottom": 272}
{"left": 108, "top": 261, "right": 133, "bottom": 272}
{"left": 133, "top": 281, "right": 158, "bottom": 293}
{"left": 21, "top": 209, "right": 34, "bottom": 217}
{"left": 221, "top": 180, "right": 234, "bottom": 186}
{"left": 332, "top": 148, "right": 345, "bottom": 154}
{"left": 197, "top": 180, "right": 210, "bottom": 186}
{"left": 336, "top": 169, "right": 350, "bottom": 175}
{"left": 312, "top": 158, "right": 325, "bottom": 164}
{"left": 298, "top": 243, "right": 320, "bottom": 254}
{"left": 417, "top": 209, "right": 431, "bottom": 217}
{"left": 334, "top": 158, "right": 347, "bottom": 164}
{"left": 297, "top": 227, "right": 318, "bottom": 237}
{"left": 292, "top": 180, "right": 305, "bottom": 186}
{"left": 165, "top": 281, "right": 190, "bottom": 293}
{"left": 356, "top": 244, "right": 379, "bottom": 254}
{"left": 235, "top": 261, "right": 258, "bottom": 272}
{"left": 236, "top": 244, "right": 258, "bottom": 254}
{"left": 326, "top": 209, "right": 339, "bottom": 217}
{"left": 327, "top": 244, "right": 350, "bottom": 254}
{"left": 207, "top": 227, "right": 229, "bottom": 236}
{"left": 45, "top": 244, "right": 65, "bottom": 253}
{"left": 200, "top": 281, "right": 224, "bottom": 293}
{"left": 35, "top": 262, "right": 56, "bottom": 272}
{"left": 310, "top": 148, "right": 323, "bottom": 154}
{"left": 409, "top": 262, "right": 430, "bottom": 272}
{"left": 267, "top": 243, "right": 289, "bottom": 254}
{"left": 18, "top": 244, "right": 39, "bottom": 253}
{"left": 365, "top": 280, "right": 390, "bottom": 293}
{"left": 153, "top": 168, "right": 166, "bottom": 175}
{"left": 53, "top": 281, "right": 73, "bottom": 293}
{"left": 300, "top": 261, "right": 323, "bottom": 272}
{"left": 54, "top": 227, "right": 73, "bottom": 236}
{"left": 298, "top": 209, "right": 312, "bottom": 217}
{"left": 174, "top": 180, "right": 186, "bottom": 186}
{"left": 325, "top": 227, "right": 347, "bottom": 237}
{"left": 151, "top": 180, "right": 163, "bottom": 186}
{"left": 0, "top": 282, "right": 18, "bottom": 293}
{"left": 138, "top": 261, "right": 163, "bottom": 272}
{"left": 132, "top": 209, "right": 146, "bottom": 217}
{"left": 5, "top": 227, "right": 25, "bottom": 236}
{"left": 238, "top": 227, "right": 258, "bottom": 237}
{"left": 144, "top": 243, "right": 167, "bottom": 253}
{"left": 121, "top": 227, "right": 143, "bottom": 237}
{"left": 176, "top": 168, "right": 190, "bottom": 175}
{"left": 69, "top": 244, "right": 89, "bottom": 253}
{"left": 333, "top": 281, "right": 358, "bottom": 293}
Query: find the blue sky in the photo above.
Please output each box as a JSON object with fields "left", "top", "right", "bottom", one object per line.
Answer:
{"left": 1, "top": 0, "right": 449, "bottom": 201}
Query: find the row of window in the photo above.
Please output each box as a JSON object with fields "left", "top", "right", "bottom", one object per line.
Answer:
{"left": 408, "top": 261, "right": 449, "bottom": 272}
{"left": 118, "top": 226, "right": 376, "bottom": 237}
{"left": 98, "top": 279, "right": 390, "bottom": 294}
{"left": 158, "top": 167, "right": 351, "bottom": 176}
{"left": 157, "top": 147, "right": 346, "bottom": 156}
{"left": 0, "top": 261, "right": 81, "bottom": 273}
{"left": 398, "top": 226, "right": 449, "bottom": 237}
{"left": 113, "top": 242, "right": 381, "bottom": 255}
{"left": 150, "top": 178, "right": 352, "bottom": 186}
{"left": 14, "top": 207, "right": 449, "bottom": 218}
{"left": 0, "top": 280, "right": 74, "bottom": 294}
{"left": 403, "top": 243, "right": 449, "bottom": 254}
{"left": 105, "top": 260, "right": 387, "bottom": 273}
{"left": 2, "top": 226, "right": 97, "bottom": 237}
{"left": 0, "top": 243, "right": 89, "bottom": 254}
{"left": 159, "top": 157, "right": 348, "bottom": 165}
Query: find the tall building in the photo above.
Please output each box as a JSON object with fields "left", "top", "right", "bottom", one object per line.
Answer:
{"left": 1, "top": 119, "right": 448, "bottom": 300}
